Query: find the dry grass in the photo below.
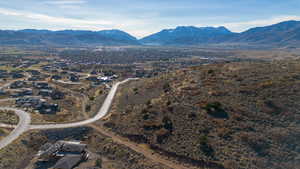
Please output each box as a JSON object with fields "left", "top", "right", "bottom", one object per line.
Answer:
{"left": 106, "top": 59, "right": 300, "bottom": 169}
{"left": 0, "top": 110, "right": 19, "bottom": 124}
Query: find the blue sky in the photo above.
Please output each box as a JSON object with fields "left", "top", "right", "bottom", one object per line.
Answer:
{"left": 0, "top": 0, "right": 300, "bottom": 37}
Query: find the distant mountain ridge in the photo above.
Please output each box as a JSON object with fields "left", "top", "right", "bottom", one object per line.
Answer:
{"left": 140, "top": 20, "right": 300, "bottom": 47}
{"left": 228, "top": 20, "right": 300, "bottom": 46}
{"left": 140, "top": 26, "right": 235, "bottom": 45}
{"left": 0, "top": 29, "right": 139, "bottom": 46}
{"left": 0, "top": 20, "right": 300, "bottom": 46}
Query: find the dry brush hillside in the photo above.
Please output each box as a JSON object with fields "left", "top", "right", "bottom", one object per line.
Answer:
{"left": 105, "top": 60, "right": 300, "bottom": 169}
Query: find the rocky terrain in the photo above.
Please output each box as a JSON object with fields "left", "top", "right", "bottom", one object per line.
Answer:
{"left": 105, "top": 59, "right": 300, "bottom": 169}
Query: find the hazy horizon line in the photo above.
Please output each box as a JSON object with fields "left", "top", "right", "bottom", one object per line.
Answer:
{"left": 0, "top": 19, "right": 299, "bottom": 39}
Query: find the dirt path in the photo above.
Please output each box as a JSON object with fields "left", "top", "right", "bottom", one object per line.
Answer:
{"left": 89, "top": 124, "right": 196, "bottom": 169}
{"left": 24, "top": 157, "right": 39, "bottom": 169}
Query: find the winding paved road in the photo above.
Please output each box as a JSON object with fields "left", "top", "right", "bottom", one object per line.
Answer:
{"left": 0, "top": 108, "right": 31, "bottom": 149}
{"left": 0, "top": 78, "right": 138, "bottom": 150}
{"left": 30, "top": 78, "right": 135, "bottom": 130}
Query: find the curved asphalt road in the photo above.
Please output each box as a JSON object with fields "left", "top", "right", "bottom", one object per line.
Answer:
{"left": 0, "top": 78, "right": 138, "bottom": 149}
{"left": 0, "top": 107, "right": 31, "bottom": 149}
{"left": 30, "top": 78, "right": 137, "bottom": 129}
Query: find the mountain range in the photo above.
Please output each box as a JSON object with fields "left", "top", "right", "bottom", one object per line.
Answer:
{"left": 0, "top": 20, "right": 300, "bottom": 47}
{"left": 0, "top": 29, "right": 139, "bottom": 46}
{"left": 140, "top": 26, "right": 234, "bottom": 45}
{"left": 141, "top": 20, "right": 300, "bottom": 47}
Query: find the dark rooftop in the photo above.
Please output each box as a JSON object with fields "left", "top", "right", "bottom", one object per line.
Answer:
{"left": 52, "top": 154, "right": 83, "bottom": 169}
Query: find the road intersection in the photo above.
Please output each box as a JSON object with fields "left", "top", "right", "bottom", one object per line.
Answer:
{"left": 0, "top": 78, "right": 138, "bottom": 150}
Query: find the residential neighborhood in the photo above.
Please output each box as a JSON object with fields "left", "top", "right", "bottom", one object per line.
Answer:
{"left": 0, "top": 58, "right": 121, "bottom": 124}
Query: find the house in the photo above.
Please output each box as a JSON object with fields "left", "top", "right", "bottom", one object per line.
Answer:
{"left": 53, "top": 154, "right": 85, "bottom": 169}
{"left": 38, "top": 89, "right": 64, "bottom": 100}
{"left": 0, "top": 70, "right": 7, "bottom": 74}
{"left": 61, "top": 71, "right": 69, "bottom": 75}
{"left": 11, "top": 89, "right": 33, "bottom": 98}
{"left": 135, "top": 69, "right": 146, "bottom": 78}
{"left": 38, "top": 141, "right": 88, "bottom": 159}
{"left": 86, "top": 76, "right": 98, "bottom": 82}
{"left": 34, "top": 82, "right": 52, "bottom": 90}
{"left": 98, "top": 76, "right": 111, "bottom": 82}
{"left": 111, "top": 74, "right": 118, "bottom": 79}
{"left": 0, "top": 72, "right": 10, "bottom": 79}
{"left": 70, "top": 68, "right": 82, "bottom": 73}
{"left": 51, "top": 69, "right": 59, "bottom": 73}
{"left": 16, "top": 97, "right": 43, "bottom": 108}
{"left": 10, "top": 81, "right": 27, "bottom": 89}
{"left": 15, "top": 90, "right": 31, "bottom": 97}
{"left": 26, "top": 70, "right": 41, "bottom": 76}
{"left": 12, "top": 63, "right": 22, "bottom": 68}
{"left": 0, "top": 90, "right": 7, "bottom": 96}
{"left": 61, "top": 67, "right": 69, "bottom": 71}
{"left": 54, "top": 62, "right": 68, "bottom": 68}
{"left": 51, "top": 90, "right": 65, "bottom": 100}
{"left": 11, "top": 73, "right": 25, "bottom": 79}
{"left": 42, "top": 66, "right": 53, "bottom": 72}
{"left": 28, "top": 76, "right": 44, "bottom": 81}
{"left": 37, "top": 103, "right": 59, "bottom": 114}
{"left": 59, "top": 141, "right": 87, "bottom": 153}
{"left": 38, "top": 142, "right": 64, "bottom": 160}
{"left": 37, "top": 141, "right": 89, "bottom": 169}
{"left": 39, "top": 89, "right": 53, "bottom": 97}
{"left": 51, "top": 75, "right": 62, "bottom": 80}
{"left": 69, "top": 74, "right": 79, "bottom": 82}
{"left": 15, "top": 97, "right": 59, "bottom": 114}
{"left": 90, "top": 70, "right": 98, "bottom": 75}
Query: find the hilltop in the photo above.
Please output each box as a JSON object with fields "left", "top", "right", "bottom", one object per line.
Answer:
{"left": 105, "top": 60, "right": 300, "bottom": 169}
